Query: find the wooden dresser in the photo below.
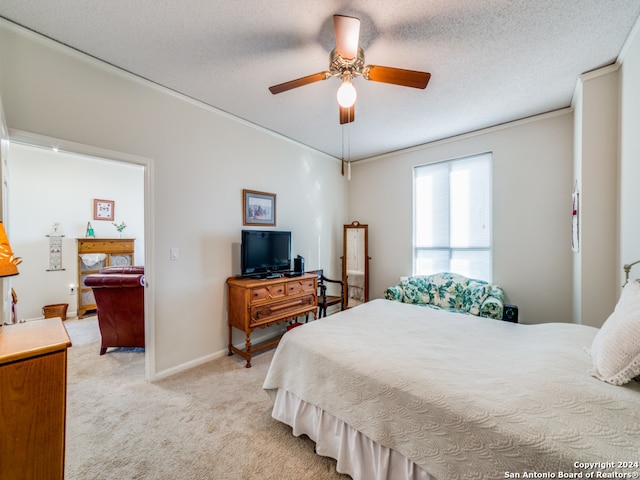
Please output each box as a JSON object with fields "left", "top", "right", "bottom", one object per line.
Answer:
{"left": 0, "top": 319, "right": 72, "bottom": 480}
{"left": 226, "top": 273, "right": 317, "bottom": 367}
{"left": 77, "top": 238, "right": 135, "bottom": 318}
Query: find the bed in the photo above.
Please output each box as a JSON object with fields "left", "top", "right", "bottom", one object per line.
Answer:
{"left": 263, "top": 291, "right": 640, "bottom": 479}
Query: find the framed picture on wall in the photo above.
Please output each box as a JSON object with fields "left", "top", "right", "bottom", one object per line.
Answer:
{"left": 93, "top": 199, "right": 115, "bottom": 221}
{"left": 243, "top": 189, "right": 276, "bottom": 226}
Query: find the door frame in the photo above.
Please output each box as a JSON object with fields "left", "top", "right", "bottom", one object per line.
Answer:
{"left": 0, "top": 95, "right": 11, "bottom": 324}
{"left": 6, "top": 129, "right": 155, "bottom": 381}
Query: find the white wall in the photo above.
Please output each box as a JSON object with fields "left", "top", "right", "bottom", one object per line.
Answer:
{"left": 349, "top": 111, "right": 574, "bottom": 324}
{"left": 572, "top": 67, "right": 620, "bottom": 328}
{"left": 619, "top": 18, "right": 640, "bottom": 282}
{"left": 571, "top": 15, "right": 640, "bottom": 327}
{"left": 7, "top": 142, "right": 144, "bottom": 320}
{"left": 0, "top": 20, "right": 348, "bottom": 378}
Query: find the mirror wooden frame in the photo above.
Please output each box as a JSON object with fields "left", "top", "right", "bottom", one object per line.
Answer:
{"left": 342, "top": 221, "right": 369, "bottom": 309}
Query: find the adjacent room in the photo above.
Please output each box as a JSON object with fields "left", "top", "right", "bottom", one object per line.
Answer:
{"left": 1, "top": 2, "right": 639, "bottom": 479}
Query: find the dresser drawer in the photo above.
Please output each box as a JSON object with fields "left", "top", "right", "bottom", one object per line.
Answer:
{"left": 300, "top": 278, "right": 316, "bottom": 293}
{"left": 250, "top": 294, "right": 316, "bottom": 326}
{"left": 250, "top": 284, "right": 287, "bottom": 303}
{"left": 286, "top": 278, "right": 316, "bottom": 295}
{"left": 77, "top": 239, "right": 134, "bottom": 254}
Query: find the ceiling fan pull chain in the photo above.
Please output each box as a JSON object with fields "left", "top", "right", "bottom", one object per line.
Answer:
{"left": 347, "top": 120, "right": 351, "bottom": 181}
{"left": 341, "top": 123, "right": 345, "bottom": 176}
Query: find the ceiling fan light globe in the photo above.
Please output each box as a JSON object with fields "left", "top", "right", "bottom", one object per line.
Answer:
{"left": 337, "top": 81, "right": 357, "bottom": 108}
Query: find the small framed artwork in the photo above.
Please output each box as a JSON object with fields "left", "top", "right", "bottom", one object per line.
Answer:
{"left": 243, "top": 189, "right": 276, "bottom": 226}
{"left": 93, "top": 199, "right": 115, "bottom": 221}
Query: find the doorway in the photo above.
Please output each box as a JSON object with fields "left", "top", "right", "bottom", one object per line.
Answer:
{"left": 6, "top": 132, "right": 153, "bottom": 379}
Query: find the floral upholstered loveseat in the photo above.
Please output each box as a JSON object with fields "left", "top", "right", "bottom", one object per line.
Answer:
{"left": 384, "top": 272, "right": 505, "bottom": 320}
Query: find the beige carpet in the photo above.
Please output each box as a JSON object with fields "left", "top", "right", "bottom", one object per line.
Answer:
{"left": 64, "top": 318, "right": 350, "bottom": 480}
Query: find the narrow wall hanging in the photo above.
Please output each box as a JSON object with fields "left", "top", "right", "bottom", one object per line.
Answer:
{"left": 571, "top": 181, "right": 579, "bottom": 253}
{"left": 46, "top": 223, "right": 65, "bottom": 271}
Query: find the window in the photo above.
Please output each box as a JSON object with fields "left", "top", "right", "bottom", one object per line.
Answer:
{"left": 413, "top": 152, "right": 492, "bottom": 281}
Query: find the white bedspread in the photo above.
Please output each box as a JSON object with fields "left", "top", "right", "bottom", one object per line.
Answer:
{"left": 263, "top": 299, "right": 640, "bottom": 480}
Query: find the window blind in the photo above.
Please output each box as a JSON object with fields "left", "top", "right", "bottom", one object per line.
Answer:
{"left": 413, "top": 152, "right": 492, "bottom": 281}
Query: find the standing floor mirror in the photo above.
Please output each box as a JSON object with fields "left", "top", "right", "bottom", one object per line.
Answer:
{"left": 342, "top": 221, "right": 369, "bottom": 309}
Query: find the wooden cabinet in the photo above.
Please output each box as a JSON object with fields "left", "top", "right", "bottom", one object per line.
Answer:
{"left": 77, "top": 238, "right": 135, "bottom": 318}
{"left": 226, "top": 273, "right": 317, "bottom": 367}
{"left": 0, "top": 319, "right": 72, "bottom": 480}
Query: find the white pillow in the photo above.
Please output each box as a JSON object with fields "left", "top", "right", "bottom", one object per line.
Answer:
{"left": 589, "top": 280, "right": 640, "bottom": 385}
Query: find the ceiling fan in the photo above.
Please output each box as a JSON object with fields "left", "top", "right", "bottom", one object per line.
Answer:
{"left": 268, "top": 15, "right": 432, "bottom": 124}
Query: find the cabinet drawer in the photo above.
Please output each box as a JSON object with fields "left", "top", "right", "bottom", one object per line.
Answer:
{"left": 250, "top": 294, "right": 315, "bottom": 325}
{"left": 250, "top": 284, "right": 286, "bottom": 303}
{"left": 286, "top": 278, "right": 316, "bottom": 295}
{"left": 300, "top": 278, "right": 316, "bottom": 293}
{"left": 78, "top": 239, "right": 134, "bottom": 254}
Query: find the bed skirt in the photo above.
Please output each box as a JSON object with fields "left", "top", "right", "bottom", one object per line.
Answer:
{"left": 271, "top": 388, "right": 435, "bottom": 480}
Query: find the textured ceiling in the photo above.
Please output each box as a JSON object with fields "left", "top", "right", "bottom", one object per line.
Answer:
{"left": 1, "top": 1, "right": 639, "bottom": 161}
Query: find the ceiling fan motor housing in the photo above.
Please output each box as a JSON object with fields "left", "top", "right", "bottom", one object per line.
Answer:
{"left": 330, "top": 47, "right": 365, "bottom": 79}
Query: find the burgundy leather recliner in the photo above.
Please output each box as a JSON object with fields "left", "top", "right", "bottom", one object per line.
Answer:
{"left": 85, "top": 266, "right": 145, "bottom": 355}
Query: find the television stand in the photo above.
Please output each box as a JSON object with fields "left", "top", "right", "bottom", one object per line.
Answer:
{"left": 226, "top": 273, "right": 318, "bottom": 367}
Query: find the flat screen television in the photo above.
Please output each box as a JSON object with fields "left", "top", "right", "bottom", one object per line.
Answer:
{"left": 240, "top": 230, "right": 291, "bottom": 277}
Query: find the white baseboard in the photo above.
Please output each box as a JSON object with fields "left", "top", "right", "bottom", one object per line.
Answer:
{"left": 150, "top": 328, "right": 284, "bottom": 381}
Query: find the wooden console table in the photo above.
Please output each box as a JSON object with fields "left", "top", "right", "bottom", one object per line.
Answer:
{"left": 226, "top": 273, "right": 317, "bottom": 367}
{"left": 0, "top": 319, "right": 72, "bottom": 480}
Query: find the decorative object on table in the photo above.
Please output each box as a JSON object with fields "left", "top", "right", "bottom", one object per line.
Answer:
{"left": 112, "top": 221, "right": 127, "bottom": 237}
{"left": 242, "top": 189, "right": 276, "bottom": 226}
{"left": 0, "top": 221, "right": 21, "bottom": 278}
{"left": 85, "top": 222, "right": 95, "bottom": 238}
{"left": 46, "top": 223, "right": 65, "bottom": 271}
{"left": 10, "top": 288, "right": 18, "bottom": 324}
{"left": 93, "top": 198, "right": 114, "bottom": 221}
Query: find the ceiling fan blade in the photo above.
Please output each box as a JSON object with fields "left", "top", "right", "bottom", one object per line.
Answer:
{"left": 333, "top": 15, "right": 360, "bottom": 59}
{"left": 364, "top": 65, "right": 431, "bottom": 89}
{"left": 269, "top": 72, "right": 329, "bottom": 94}
{"left": 340, "top": 104, "right": 355, "bottom": 124}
